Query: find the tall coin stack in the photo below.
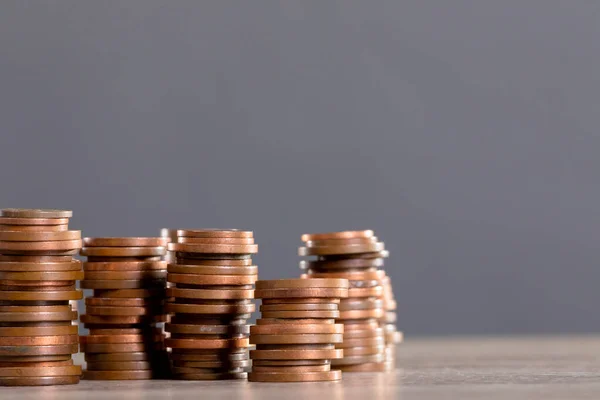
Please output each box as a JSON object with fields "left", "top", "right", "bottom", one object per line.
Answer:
{"left": 0, "top": 208, "right": 83, "bottom": 386}
{"left": 79, "top": 237, "right": 169, "bottom": 380}
{"left": 299, "top": 230, "right": 401, "bottom": 372}
{"left": 165, "top": 229, "right": 257, "bottom": 380}
{"left": 381, "top": 274, "right": 402, "bottom": 368}
{"left": 249, "top": 278, "right": 348, "bottom": 382}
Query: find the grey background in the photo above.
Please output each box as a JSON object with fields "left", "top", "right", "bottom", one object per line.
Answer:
{"left": 0, "top": 1, "right": 598, "bottom": 336}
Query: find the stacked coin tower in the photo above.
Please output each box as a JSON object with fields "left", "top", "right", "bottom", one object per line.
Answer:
{"left": 0, "top": 208, "right": 83, "bottom": 386}
{"left": 165, "top": 229, "right": 257, "bottom": 380}
{"left": 381, "top": 274, "right": 402, "bottom": 367}
{"left": 79, "top": 237, "right": 169, "bottom": 380}
{"left": 249, "top": 278, "right": 348, "bottom": 382}
{"left": 299, "top": 230, "right": 402, "bottom": 372}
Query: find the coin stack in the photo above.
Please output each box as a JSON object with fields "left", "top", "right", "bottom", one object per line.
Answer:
{"left": 249, "top": 278, "right": 348, "bottom": 382}
{"left": 381, "top": 274, "right": 402, "bottom": 369}
{"left": 299, "top": 230, "right": 399, "bottom": 372}
{"left": 165, "top": 229, "right": 257, "bottom": 380}
{"left": 79, "top": 237, "right": 169, "bottom": 380}
{"left": 0, "top": 208, "right": 83, "bottom": 386}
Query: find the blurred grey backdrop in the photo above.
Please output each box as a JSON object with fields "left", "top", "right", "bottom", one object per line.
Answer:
{"left": 0, "top": 1, "right": 598, "bottom": 336}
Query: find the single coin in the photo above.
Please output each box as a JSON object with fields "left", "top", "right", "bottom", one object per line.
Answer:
{"left": 339, "top": 309, "right": 384, "bottom": 320}
{"left": 0, "top": 285, "right": 75, "bottom": 293}
{"left": 260, "top": 303, "right": 337, "bottom": 312}
{"left": 173, "top": 359, "right": 251, "bottom": 369}
{"left": 80, "top": 335, "right": 164, "bottom": 344}
{"left": 0, "top": 355, "right": 71, "bottom": 363}
{"left": 300, "top": 258, "right": 383, "bottom": 270}
{"left": 80, "top": 315, "right": 166, "bottom": 325}
{"left": 177, "top": 237, "right": 254, "bottom": 245}
{"left": 80, "top": 247, "right": 166, "bottom": 257}
{"left": 250, "top": 349, "right": 343, "bottom": 360}
{"left": 177, "top": 229, "right": 253, "bottom": 239}
{"left": 0, "top": 255, "right": 74, "bottom": 263}
{"left": 83, "top": 270, "right": 167, "bottom": 280}
{"left": 165, "top": 303, "right": 255, "bottom": 315}
{"left": 254, "top": 288, "right": 348, "bottom": 299}
{"left": 305, "top": 237, "right": 378, "bottom": 247}
{"left": 255, "top": 344, "right": 334, "bottom": 350}
{"left": 84, "top": 352, "right": 151, "bottom": 362}
{"left": 252, "top": 360, "right": 330, "bottom": 367}
{"left": 0, "top": 375, "right": 79, "bottom": 386}
{"left": 0, "top": 344, "right": 78, "bottom": 356}
{"left": 165, "top": 324, "right": 249, "bottom": 336}
{"left": 168, "top": 273, "right": 257, "bottom": 285}
{"left": 167, "top": 288, "right": 253, "bottom": 300}
{"left": 260, "top": 310, "right": 340, "bottom": 319}
{"left": 83, "top": 237, "right": 169, "bottom": 247}
{"left": 250, "top": 334, "right": 343, "bottom": 345}
{"left": 169, "top": 352, "right": 248, "bottom": 362}
{"left": 87, "top": 328, "right": 162, "bottom": 336}
{"left": 308, "top": 270, "right": 384, "bottom": 280}
{"left": 168, "top": 243, "right": 258, "bottom": 255}
{"left": 323, "top": 250, "right": 389, "bottom": 260}
{"left": 0, "top": 279, "right": 75, "bottom": 288}
{"left": 298, "top": 242, "right": 384, "bottom": 256}
{"left": 85, "top": 298, "right": 163, "bottom": 307}
{"left": 347, "top": 286, "right": 383, "bottom": 298}
{"left": 0, "top": 335, "right": 78, "bottom": 346}
{"left": 255, "top": 279, "right": 348, "bottom": 290}
{"left": 250, "top": 324, "right": 343, "bottom": 335}
{"left": 0, "top": 261, "right": 81, "bottom": 272}
{"left": 86, "top": 361, "right": 153, "bottom": 371}
{"left": 248, "top": 370, "right": 341, "bottom": 382}
{"left": 252, "top": 365, "right": 330, "bottom": 372}
{"left": 0, "top": 365, "right": 81, "bottom": 377}
{"left": 175, "top": 258, "right": 253, "bottom": 266}
{"left": 344, "top": 320, "right": 381, "bottom": 331}
{"left": 0, "top": 224, "right": 68, "bottom": 232}
{"left": 343, "top": 328, "right": 384, "bottom": 339}
{"left": 85, "top": 306, "right": 163, "bottom": 316}
{"left": 0, "top": 230, "right": 80, "bottom": 242}
{"left": 83, "top": 370, "right": 153, "bottom": 380}
{"left": 338, "top": 299, "right": 383, "bottom": 311}
{"left": 339, "top": 346, "right": 385, "bottom": 357}
{"left": 0, "top": 360, "right": 73, "bottom": 367}
{"left": 80, "top": 279, "right": 166, "bottom": 290}
{"left": 0, "top": 325, "right": 78, "bottom": 337}
{"left": 0, "top": 271, "right": 83, "bottom": 281}
{"left": 256, "top": 318, "right": 335, "bottom": 325}
{"left": 301, "top": 230, "right": 373, "bottom": 242}
{"left": 0, "top": 290, "right": 82, "bottom": 302}
{"left": 338, "top": 362, "right": 387, "bottom": 372}
{"left": 93, "top": 289, "right": 164, "bottom": 298}
{"left": 80, "top": 342, "right": 163, "bottom": 353}
{"left": 83, "top": 261, "right": 166, "bottom": 271}
{"left": 0, "top": 310, "right": 77, "bottom": 322}
{"left": 86, "top": 256, "right": 163, "bottom": 262}
{"left": 1, "top": 209, "right": 72, "bottom": 219}
{"left": 331, "top": 353, "right": 385, "bottom": 365}
{"left": 165, "top": 338, "right": 249, "bottom": 349}
{"left": 336, "top": 337, "right": 385, "bottom": 348}
{"left": 261, "top": 298, "right": 340, "bottom": 305}
{"left": 167, "top": 264, "right": 257, "bottom": 275}
{"left": 0, "top": 240, "right": 82, "bottom": 251}
{"left": 0, "top": 217, "right": 69, "bottom": 226}
{"left": 173, "top": 372, "right": 247, "bottom": 380}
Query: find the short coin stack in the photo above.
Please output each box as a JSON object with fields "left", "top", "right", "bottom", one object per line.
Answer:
{"left": 249, "top": 278, "right": 348, "bottom": 382}
{"left": 165, "top": 229, "right": 258, "bottom": 380}
{"left": 79, "top": 237, "right": 169, "bottom": 380}
{"left": 0, "top": 208, "right": 83, "bottom": 386}
{"left": 299, "top": 230, "right": 400, "bottom": 372}
{"left": 381, "top": 274, "right": 402, "bottom": 368}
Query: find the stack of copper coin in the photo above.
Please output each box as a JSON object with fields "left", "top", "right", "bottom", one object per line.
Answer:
{"left": 165, "top": 229, "right": 257, "bottom": 380}
{"left": 79, "top": 237, "right": 169, "bottom": 380}
{"left": 299, "top": 230, "right": 398, "bottom": 372}
{"left": 249, "top": 278, "right": 348, "bottom": 382}
{"left": 0, "top": 208, "right": 83, "bottom": 386}
{"left": 381, "top": 274, "right": 402, "bottom": 368}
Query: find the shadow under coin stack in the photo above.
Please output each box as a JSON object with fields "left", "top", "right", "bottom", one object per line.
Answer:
{"left": 79, "top": 237, "right": 169, "bottom": 380}
{"left": 0, "top": 208, "right": 82, "bottom": 386}
{"left": 165, "top": 229, "right": 257, "bottom": 380}
{"left": 299, "top": 230, "right": 399, "bottom": 372}
{"left": 249, "top": 278, "right": 348, "bottom": 382}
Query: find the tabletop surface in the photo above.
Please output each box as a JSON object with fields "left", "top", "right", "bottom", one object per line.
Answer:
{"left": 3, "top": 335, "right": 599, "bottom": 399}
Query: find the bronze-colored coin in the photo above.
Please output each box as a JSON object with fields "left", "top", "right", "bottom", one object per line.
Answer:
{"left": 93, "top": 289, "right": 164, "bottom": 298}
{"left": 252, "top": 360, "right": 330, "bottom": 367}
{"left": 166, "top": 288, "right": 253, "bottom": 300}
{"left": 0, "top": 240, "right": 82, "bottom": 251}
{"left": 339, "top": 309, "right": 384, "bottom": 320}
{"left": 177, "top": 237, "right": 254, "bottom": 245}
{"left": 0, "top": 285, "right": 75, "bottom": 293}
{"left": 300, "top": 258, "right": 383, "bottom": 270}
{"left": 80, "top": 279, "right": 166, "bottom": 289}
{"left": 248, "top": 370, "right": 341, "bottom": 382}
{"left": 80, "top": 334, "right": 163, "bottom": 344}
{"left": 0, "top": 310, "right": 77, "bottom": 322}
{"left": 173, "top": 372, "right": 247, "bottom": 380}
{"left": 336, "top": 337, "right": 385, "bottom": 348}
{"left": 85, "top": 298, "right": 163, "bottom": 307}
{"left": 261, "top": 298, "right": 339, "bottom": 305}
{"left": 323, "top": 250, "right": 389, "bottom": 260}
{"left": 167, "top": 264, "right": 257, "bottom": 275}
{"left": 87, "top": 328, "right": 162, "bottom": 335}
{"left": 347, "top": 286, "right": 383, "bottom": 298}
{"left": 0, "top": 375, "right": 79, "bottom": 386}
{"left": 0, "top": 300, "right": 68, "bottom": 306}
{"left": 339, "top": 346, "right": 385, "bottom": 356}
{"left": 0, "top": 325, "right": 78, "bottom": 337}
{"left": 338, "top": 362, "right": 387, "bottom": 372}
{"left": 165, "top": 303, "right": 255, "bottom": 315}
{"left": 177, "top": 229, "right": 253, "bottom": 239}
{"left": 0, "top": 344, "right": 78, "bottom": 356}
{"left": 0, "top": 217, "right": 69, "bottom": 226}
{"left": 165, "top": 324, "right": 249, "bottom": 336}
{"left": 305, "top": 237, "right": 378, "bottom": 246}
{"left": 0, "top": 230, "right": 80, "bottom": 242}
{"left": 255, "top": 344, "right": 334, "bottom": 351}
{"left": 331, "top": 353, "right": 385, "bottom": 365}
{"left": 0, "top": 335, "right": 78, "bottom": 346}
{"left": 83, "top": 270, "right": 167, "bottom": 280}
{"left": 338, "top": 299, "right": 383, "bottom": 311}
{"left": 0, "top": 270, "right": 83, "bottom": 281}
{"left": 83, "top": 237, "right": 169, "bottom": 247}
{"left": 250, "top": 324, "right": 343, "bottom": 335}
{"left": 308, "top": 270, "right": 384, "bottom": 280}
{"left": 298, "top": 242, "right": 384, "bottom": 256}
{"left": 165, "top": 338, "right": 249, "bottom": 349}
{"left": 86, "top": 256, "right": 163, "bottom": 262}
{"left": 343, "top": 320, "right": 380, "bottom": 331}
{"left": 83, "top": 370, "right": 153, "bottom": 380}
{"left": 83, "top": 261, "right": 166, "bottom": 271}
{"left": 254, "top": 288, "right": 348, "bottom": 299}
{"left": 0, "top": 290, "right": 82, "bottom": 301}
{"left": 343, "top": 328, "right": 384, "bottom": 339}
{"left": 0, "top": 360, "right": 73, "bottom": 367}
{"left": 250, "top": 334, "right": 343, "bottom": 345}
{"left": 86, "top": 361, "right": 153, "bottom": 371}
{"left": 0, "top": 365, "right": 81, "bottom": 377}
{"left": 260, "top": 310, "right": 340, "bottom": 319}
{"left": 0, "top": 354, "right": 71, "bottom": 363}
{"left": 169, "top": 352, "right": 248, "bottom": 362}
{"left": 84, "top": 352, "right": 151, "bottom": 362}
{"left": 257, "top": 318, "right": 335, "bottom": 325}
{"left": 85, "top": 306, "right": 162, "bottom": 316}
{"left": 301, "top": 230, "right": 374, "bottom": 242}
{"left": 0, "top": 224, "right": 68, "bottom": 232}
{"left": 1, "top": 209, "right": 72, "bottom": 219}
{"left": 169, "top": 243, "right": 258, "bottom": 254}
{"left": 173, "top": 359, "right": 251, "bottom": 369}
{"left": 175, "top": 258, "right": 253, "bottom": 266}
{"left": 250, "top": 349, "right": 343, "bottom": 360}
{"left": 0, "top": 255, "right": 74, "bottom": 262}
{"left": 256, "top": 279, "right": 348, "bottom": 290}
{"left": 0, "top": 279, "right": 74, "bottom": 287}
{"left": 80, "top": 246, "right": 166, "bottom": 257}
{"left": 252, "top": 364, "right": 330, "bottom": 373}
{"left": 0, "top": 261, "right": 81, "bottom": 272}
{"left": 81, "top": 315, "right": 166, "bottom": 325}
{"left": 80, "top": 342, "right": 163, "bottom": 353}
{"left": 260, "top": 304, "right": 337, "bottom": 312}
{"left": 168, "top": 273, "right": 257, "bottom": 285}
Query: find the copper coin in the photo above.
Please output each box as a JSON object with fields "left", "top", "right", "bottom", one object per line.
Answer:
{"left": 80, "top": 247, "right": 166, "bottom": 257}
{"left": 300, "top": 258, "right": 383, "bottom": 270}
{"left": 175, "top": 258, "right": 253, "bottom": 266}
{"left": 255, "top": 344, "right": 334, "bottom": 350}
{"left": 83, "top": 261, "right": 166, "bottom": 271}
{"left": 252, "top": 364, "right": 330, "bottom": 372}
{"left": 0, "top": 240, "right": 82, "bottom": 251}
{"left": 0, "top": 335, "right": 78, "bottom": 346}
{"left": 0, "top": 224, "right": 68, "bottom": 232}
{"left": 339, "top": 309, "right": 384, "bottom": 320}
{"left": 168, "top": 273, "right": 257, "bottom": 285}
{"left": 0, "top": 310, "right": 77, "bottom": 322}
{"left": 323, "top": 250, "right": 389, "bottom": 260}
{"left": 254, "top": 288, "right": 348, "bottom": 299}
{"left": 261, "top": 298, "right": 340, "bottom": 305}
{"left": 260, "top": 310, "right": 340, "bottom": 319}
{"left": 347, "top": 286, "right": 383, "bottom": 298}
{"left": 0, "top": 255, "right": 74, "bottom": 262}
{"left": 83, "top": 270, "right": 167, "bottom": 280}
{"left": 173, "top": 360, "right": 251, "bottom": 369}
{"left": 0, "top": 279, "right": 74, "bottom": 287}
{"left": 177, "top": 229, "right": 253, "bottom": 239}
{"left": 93, "top": 289, "right": 164, "bottom": 298}
{"left": 339, "top": 346, "right": 385, "bottom": 356}
{"left": 0, "top": 360, "right": 73, "bottom": 367}
{"left": 250, "top": 324, "right": 343, "bottom": 335}
{"left": 338, "top": 299, "right": 383, "bottom": 311}
{"left": 169, "top": 243, "right": 258, "bottom": 254}
{"left": 0, "top": 217, "right": 69, "bottom": 226}
{"left": 165, "top": 338, "right": 249, "bottom": 349}
{"left": 86, "top": 256, "right": 163, "bottom": 262}
{"left": 173, "top": 372, "right": 247, "bottom": 380}
{"left": 331, "top": 353, "right": 385, "bottom": 365}
{"left": 84, "top": 352, "right": 151, "bottom": 362}
{"left": 0, "top": 365, "right": 81, "bottom": 377}
{"left": 250, "top": 349, "right": 343, "bottom": 360}
{"left": 250, "top": 334, "right": 343, "bottom": 345}
{"left": 308, "top": 270, "right": 384, "bottom": 280}
{"left": 86, "top": 361, "right": 153, "bottom": 371}
{"left": 85, "top": 298, "right": 163, "bottom": 307}
{"left": 0, "top": 261, "right": 81, "bottom": 272}
{"left": 169, "top": 352, "right": 248, "bottom": 362}
{"left": 343, "top": 328, "right": 384, "bottom": 339}
{"left": 1, "top": 209, "right": 72, "bottom": 219}
{"left": 165, "top": 324, "right": 249, "bottom": 336}
{"left": 343, "top": 320, "right": 380, "bottom": 330}
{"left": 80, "top": 343, "right": 163, "bottom": 353}
{"left": 255, "top": 279, "right": 348, "bottom": 290}
{"left": 248, "top": 370, "right": 341, "bottom": 382}
{"left": 336, "top": 337, "right": 385, "bottom": 348}
{"left": 85, "top": 306, "right": 163, "bottom": 316}
{"left": 0, "top": 354, "right": 71, "bottom": 363}
{"left": 0, "top": 290, "right": 82, "bottom": 301}
{"left": 252, "top": 360, "right": 329, "bottom": 367}
{"left": 80, "top": 315, "right": 166, "bottom": 325}
{"left": 167, "top": 264, "right": 257, "bottom": 275}
{"left": 0, "top": 271, "right": 83, "bottom": 281}
{"left": 167, "top": 288, "right": 253, "bottom": 300}
{"left": 305, "top": 237, "right": 378, "bottom": 246}
{"left": 256, "top": 318, "right": 335, "bottom": 325}
{"left": 301, "top": 230, "right": 373, "bottom": 242}
{"left": 0, "top": 325, "right": 78, "bottom": 337}
{"left": 83, "top": 370, "right": 153, "bottom": 380}
{"left": 80, "top": 335, "right": 163, "bottom": 344}
{"left": 260, "top": 304, "right": 338, "bottom": 312}
{"left": 338, "top": 362, "right": 387, "bottom": 372}
{"left": 165, "top": 303, "right": 255, "bottom": 315}
{"left": 83, "top": 237, "right": 169, "bottom": 247}
{"left": 87, "top": 328, "right": 162, "bottom": 335}
{"left": 177, "top": 237, "right": 254, "bottom": 245}
{"left": 0, "top": 344, "right": 78, "bottom": 356}
{"left": 0, "top": 230, "right": 80, "bottom": 242}
{"left": 0, "top": 375, "right": 79, "bottom": 386}
{"left": 298, "top": 242, "right": 384, "bottom": 256}
{"left": 80, "top": 279, "right": 166, "bottom": 289}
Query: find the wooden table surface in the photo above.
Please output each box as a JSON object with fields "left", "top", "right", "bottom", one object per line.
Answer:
{"left": 3, "top": 336, "right": 598, "bottom": 399}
